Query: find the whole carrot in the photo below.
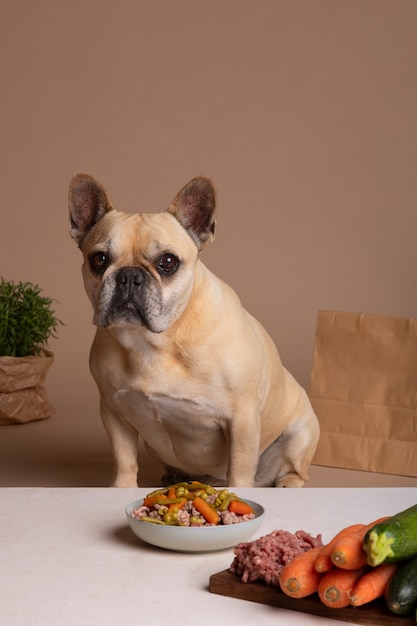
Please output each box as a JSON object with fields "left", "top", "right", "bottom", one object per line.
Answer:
{"left": 228, "top": 500, "right": 254, "bottom": 516}
{"left": 318, "top": 567, "right": 366, "bottom": 608}
{"left": 314, "top": 524, "right": 365, "bottom": 573}
{"left": 193, "top": 496, "right": 220, "bottom": 525}
{"left": 331, "top": 517, "right": 389, "bottom": 570}
{"left": 349, "top": 563, "right": 398, "bottom": 607}
{"left": 279, "top": 546, "right": 323, "bottom": 599}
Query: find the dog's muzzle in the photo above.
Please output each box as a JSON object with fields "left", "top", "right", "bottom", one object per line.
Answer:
{"left": 116, "top": 266, "right": 145, "bottom": 294}
{"left": 106, "top": 266, "right": 148, "bottom": 324}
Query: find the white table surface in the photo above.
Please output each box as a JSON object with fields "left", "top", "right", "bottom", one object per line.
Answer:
{"left": 1, "top": 487, "right": 416, "bottom": 626}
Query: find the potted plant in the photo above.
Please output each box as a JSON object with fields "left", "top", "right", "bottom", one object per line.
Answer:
{"left": 0, "top": 277, "right": 61, "bottom": 424}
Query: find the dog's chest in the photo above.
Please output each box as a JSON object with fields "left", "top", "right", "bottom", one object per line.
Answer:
{"left": 97, "top": 329, "right": 231, "bottom": 469}
{"left": 113, "top": 386, "right": 228, "bottom": 472}
{"left": 108, "top": 332, "right": 228, "bottom": 429}
{"left": 113, "top": 385, "right": 223, "bottom": 432}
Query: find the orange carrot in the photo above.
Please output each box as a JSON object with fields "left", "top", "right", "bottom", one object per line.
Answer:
{"left": 167, "top": 497, "right": 188, "bottom": 513}
{"left": 228, "top": 500, "right": 254, "bottom": 516}
{"left": 143, "top": 494, "right": 167, "bottom": 507}
{"left": 314, "top": 524, "right": 365, "bottom": 573}
{"left": 318, "top": 567, "right": 366, "bottom": 608}
{"left": 167, "top": 486, "right": 177, "bottom": 500}
{"left": 193, "top": 496, "right": 220, "bottom": 525}
{"left": 349, "top": 563, "right": 398, "bottom": 607}
{"left": 331, "top": 517, "right": 389, "bottom": 570}
{"left": 279, "top": 546, "right": 323, "bottom": 598}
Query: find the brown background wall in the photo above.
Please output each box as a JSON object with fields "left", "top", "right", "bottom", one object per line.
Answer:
{"left": 1, "top": 1, "right": 416, "bottom": 464}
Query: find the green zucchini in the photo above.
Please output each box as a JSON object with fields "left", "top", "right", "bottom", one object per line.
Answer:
{"left": 363, "top": 503, "right": 417, "bottom": 566}
{"left": 385, "top": 555, "right": 417, "bottom": 616}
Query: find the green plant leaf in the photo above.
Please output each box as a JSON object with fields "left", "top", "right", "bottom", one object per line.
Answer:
{"left": 0, "top": 277, "right": 63, "bottom": 357}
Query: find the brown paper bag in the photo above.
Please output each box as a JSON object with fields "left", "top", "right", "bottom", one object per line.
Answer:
{"left": 309, "top": 310, "right": 417, "bottom": 476}
{"left": 0, "top": 351, "right": 55, "bottom": 425}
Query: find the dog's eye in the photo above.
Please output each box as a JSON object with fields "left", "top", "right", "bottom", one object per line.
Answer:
{"left": 89, "top": 251, "right": 110, "bottom": 274}
{"left": 157, "top": 253, "right": 179, "bottom": 275}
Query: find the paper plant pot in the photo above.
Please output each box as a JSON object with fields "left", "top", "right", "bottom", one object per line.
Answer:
{"left": 0, "top": 350, "right": 55, "bottom": 425}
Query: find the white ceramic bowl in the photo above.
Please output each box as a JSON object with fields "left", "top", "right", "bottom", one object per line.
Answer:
{"left": 125, "top": 498, "right": 265, "bottom": 552}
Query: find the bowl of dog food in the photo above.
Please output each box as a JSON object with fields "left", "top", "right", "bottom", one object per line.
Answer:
{"left": 126, "top": 481, "right": 265, "bottom": 552}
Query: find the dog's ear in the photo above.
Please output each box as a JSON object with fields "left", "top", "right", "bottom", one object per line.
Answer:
{"left": 68, "top": 173, "right": 114, "bottom": 246}
{"left": 168, "top": 176, "right": 217, "bottom": 250}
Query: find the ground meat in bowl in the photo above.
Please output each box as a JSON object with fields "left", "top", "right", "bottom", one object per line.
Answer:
{"left": 230, "top": 529, "right": 323, "bottom": 586}
{"left": 132, "top": 497, "right": 255, "bottom": 527}
{"left": 130, "top": 483, "right": 258, "bottom": 527}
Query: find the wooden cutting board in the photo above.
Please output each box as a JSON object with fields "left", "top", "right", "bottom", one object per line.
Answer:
{"left": 209, "top": 570, "right": 415, "bottom": 625}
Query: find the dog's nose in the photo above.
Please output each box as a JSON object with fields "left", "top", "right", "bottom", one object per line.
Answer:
{"left": 116, "top": 267, "right": 145, "bottom": 289}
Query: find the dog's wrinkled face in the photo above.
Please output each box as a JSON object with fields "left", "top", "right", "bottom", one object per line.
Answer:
{"left": 69, "top": 174, "right": 217, "bottom": 333}
{"left": 81, "top": 211, "right": 200, "bottom": 332}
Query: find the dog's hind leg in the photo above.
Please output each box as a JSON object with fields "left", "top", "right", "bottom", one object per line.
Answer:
{"left": 255, "top": 411, "right": 320, "bottom": 488}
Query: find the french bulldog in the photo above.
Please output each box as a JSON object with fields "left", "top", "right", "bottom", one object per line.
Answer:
{"left": 69, "top": 173, "right": 320, "bottom": 488}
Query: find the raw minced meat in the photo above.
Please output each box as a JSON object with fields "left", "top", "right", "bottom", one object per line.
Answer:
{"left": 230, "top": 529, "right": 323, "bottom": 586}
